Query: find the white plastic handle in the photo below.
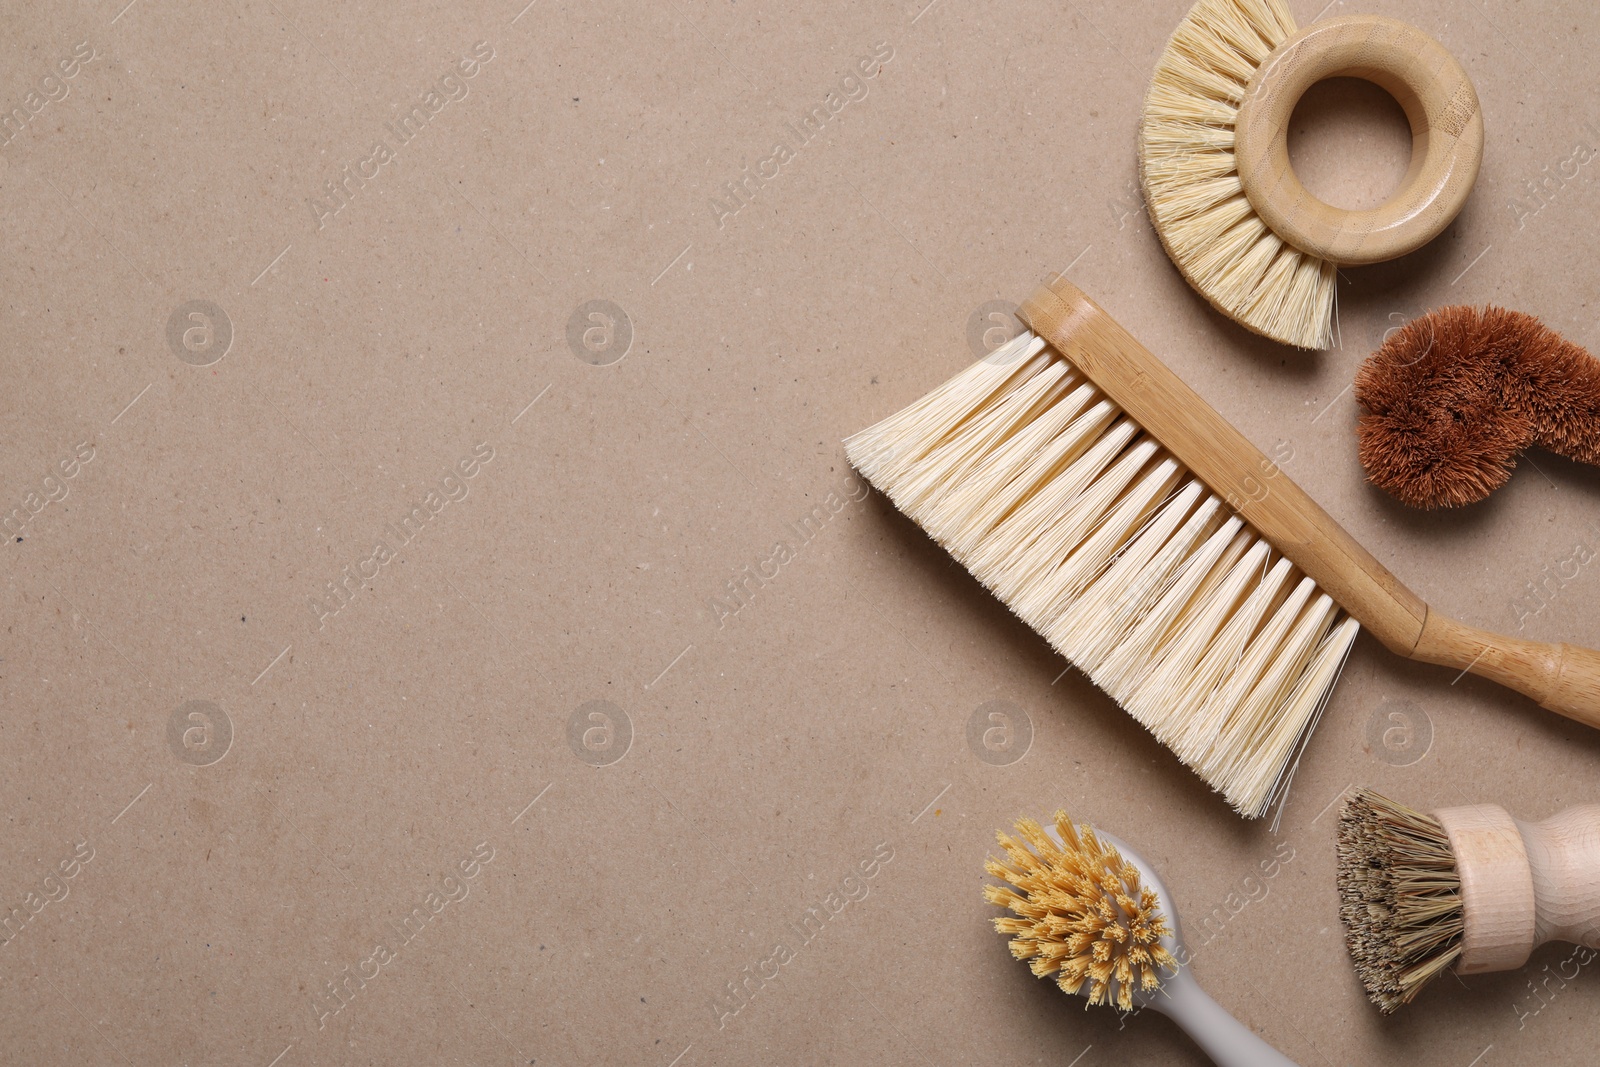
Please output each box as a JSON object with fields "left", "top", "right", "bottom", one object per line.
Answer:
{"left": 1150, "top": 968, "right": 1300, "bottom": 1067}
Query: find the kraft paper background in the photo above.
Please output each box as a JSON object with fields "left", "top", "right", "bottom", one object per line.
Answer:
{"left": 3, "top": 0, "right": 1598, "bottom": 1063}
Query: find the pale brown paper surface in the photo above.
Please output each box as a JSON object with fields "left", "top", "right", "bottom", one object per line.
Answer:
{"left": 2, "top": 1, "right": 1598, "bottom": 1063}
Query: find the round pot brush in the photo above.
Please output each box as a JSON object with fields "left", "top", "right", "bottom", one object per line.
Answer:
{"left": 1140, "top": 0, "right": 1484, "bottom": 349}
{"left": 986, "top": 811, "right": 1298, "bottom": 1065}
{"left": 1354, "top": 306, "right": 1600, "bottom": 508}
{"left": 1337, "top": 788, "right": 1600, "bottom": 1014}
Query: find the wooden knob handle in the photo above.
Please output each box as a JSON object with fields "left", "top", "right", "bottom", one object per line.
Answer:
{"left": 1436, "top": 803, "right": 1600, "bottom": 974}
{"left": 1523, "top": 805, "right": 1600, "bottom": 950}
{"left": 1233, "top": 15, "right": 1483, "bottom": 266}
{"left": 1410, "top": 616, "right": 1600, "bottom": 730}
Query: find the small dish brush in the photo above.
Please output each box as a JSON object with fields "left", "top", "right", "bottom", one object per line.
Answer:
{"left": 985, "top": 811, "right": 1299, "bottom": 1065}
{"left": 1141, "top": 0, "right": 1483, "bottom": 348}
{"left": 1354, "top": 306, "right": 1600, "bottom": 508}
{"left": 845, "top": 277, "right": 1600, "bottom": 817}
{"left": 1337, "top": 788, "right": 1600, "bottom": 1013}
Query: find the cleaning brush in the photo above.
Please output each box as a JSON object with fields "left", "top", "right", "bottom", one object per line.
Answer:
{"left": 1337, "top": 788, "right": 1600, "bottom": 1013}
{"left": 985, "top": 811, "right": 1298, "bottom": 1065}
{"left": 1140, "top": 0, "right": 1483, "bottom": 348}
{"left": 1355, "top": 305, "right": 1600, "bottom": 508}
{"left": 846, "top": 277, "right": 1600, "bottom": 817}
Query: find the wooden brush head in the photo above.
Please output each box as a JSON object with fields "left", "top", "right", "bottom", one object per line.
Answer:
{"left": 1336, "top": 788, "right": 1464, "bottom": 1013}
{"left": 1354, "top": 306, "right": 1600, "bottom": 508}
{"left": 984, "top": 812, "right": 1178, "bottom": 1011}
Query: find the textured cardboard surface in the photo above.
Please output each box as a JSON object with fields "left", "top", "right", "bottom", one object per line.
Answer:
{"left": 2, "top": 1, "right": 1598, "bottom": 1064}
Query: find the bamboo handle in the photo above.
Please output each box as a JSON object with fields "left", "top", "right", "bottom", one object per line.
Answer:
{"left": 1017, "top": 278, "right": 1600, "bottom": 730}
{"left": 1233, "top": 15, "right": 1483, "bottom": 266}
{"left": 1435, "top": 803, "right": 1600, "bottom": 974}
{"left": 1412, "top": 617, "right": 1600, "bottom": 730}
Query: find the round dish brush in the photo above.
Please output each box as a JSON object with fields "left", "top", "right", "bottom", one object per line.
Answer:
{"left": 1140, "top": 0, "right": 1483, "bottom": 349}
{"left": 1337, "top": 787, "right": 1600, "bottom": 1014}
{"left": 986, "top": 811, "right": 1298, "bottom": 1065}
{"left": 1354, "top": 306, "right": 1600, "bottom": 508}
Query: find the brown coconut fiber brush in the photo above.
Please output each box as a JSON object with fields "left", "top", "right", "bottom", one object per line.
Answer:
{"left": 1355, "top": 306, "right": 1600, "bottom": 508}
{"left": 1338, "top": 788, "right": 1600, "bottom": 1013}
{"left": 845, "top": 277, "right": 1600, "bottom": 817}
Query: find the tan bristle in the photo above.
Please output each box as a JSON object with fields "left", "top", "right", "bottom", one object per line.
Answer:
{"left": 1139, "top": 0, "right": 1337, "bottom": 349}
{"left": 845, "top": 334, "right": 1360, "bottom": 817}
{"left": 984, "top": 811, "right": 1179, "bottom": 1011}
{"left": 1336, "top": 788, "right": 1464, "bottom": 1014}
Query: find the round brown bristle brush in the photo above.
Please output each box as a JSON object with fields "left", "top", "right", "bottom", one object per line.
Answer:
{"left": 986, "top": 812, "right": 1298, "bottom": 1065}
{"left": 1141, "top": 0, "right": 1483, "bottom": 349}
{"left": 1336, "top": 787, "right": 1600, "bottom": 1014}
{"left": 1354, "top": 306, "right": 1600, "bottom": 509}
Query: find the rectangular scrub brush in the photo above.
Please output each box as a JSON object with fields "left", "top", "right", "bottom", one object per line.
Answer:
{"left": 846, "top": 278, "right": 1600, "bottom": 817}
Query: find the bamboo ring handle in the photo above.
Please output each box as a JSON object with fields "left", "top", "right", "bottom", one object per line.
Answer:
{"left": 1233, "top": 15, "right": 1483, "bottom": 267}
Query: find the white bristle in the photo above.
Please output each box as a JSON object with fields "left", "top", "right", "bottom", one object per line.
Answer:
{"left": 1140, "top": 0, "right": 1337, "bottom": 349}
{"left": 1095, "top": 513, "right": 1244, "bottom": 693}
{"left": 844, "top": 338, "right": 1360, "bottom": 817}
{"left": 925, "top": 383, "right": 1102, "bottom": 549}
{"left": 902, "top": 359, "right": 1077, "bottom": 533}
{"left": 1052, "top": 484, "right": 1218, "bottom": 669}
{"left": 992, "top": 433, "right": 1153, "bottom": 614}
{"left": 847, "top": 332, "right": 1049, "bottom": 488}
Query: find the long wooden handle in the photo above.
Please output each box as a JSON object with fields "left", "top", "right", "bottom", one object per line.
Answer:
{"left": 1233, "top": 15, "right": 1483, "bottom": 266}
{"left": 1413, "top": 617, "right": 1600, "bottom": 729}
{"left": 1436, "top": 803, "right": 1600, "bottom": 974}
{"left": 1017, "top": 278, "right": 1600, "bottom": 729}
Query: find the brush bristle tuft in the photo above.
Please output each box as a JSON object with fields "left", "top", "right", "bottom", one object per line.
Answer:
{"left": 984, "top": 812, "right": 1179, "bottom": 1010}
{"left": 1336, "top": 788, "right": 1464, "bottom": 1013}
{"left": 1139, "top": 0, "right": 1336, "bottom": 349}
{"left": 845, "top": 334, "right": 1360, "bottom": 816}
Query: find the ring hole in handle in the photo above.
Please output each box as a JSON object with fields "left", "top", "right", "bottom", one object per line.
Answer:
{"left": 1234, "top": 14, "right": 1483, "bottom": 267}
{"left": 1287, "top": 78, "right": 1413, "bottom": 211}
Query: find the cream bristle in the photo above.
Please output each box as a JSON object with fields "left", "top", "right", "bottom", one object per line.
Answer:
{"left": 1094, "top": 516, "right": 1245, "bottom": 693}
{"left": 905, "top": 359, "right": 1077, "bottom": 535}
{"left": 967, "top": 422, "right": 1145, "bottom": 601}
{"left": 847, "top": 332, "right": 1049, "bottom": 488}
{"left": 1051, "top": 483, "right": 1217, "bottom": 668}
{"left": 1210, "top": 599, "right": 1347, "bottom": 781}
{"left": 925, "top": 383, "right": 1103, "bottom": 549}
{"left": 1017, "top": 453, "right": 1181, "bottom": 623}
{"left": 1170, "top": 564, "right": 1309, "bottom": 759}
{"left": 984, "top": 812, "right": 1179, "bottom": 1011}
{"left": 1148, "top": 555, "right": 1295, "bottom": 769}
{"left": 1336, "top": 789, "right": 1464, "bottom": 1014}
{"left": 844, "top": 338, "right": 1360, "bottom": 817}
{"left": 1140, "top": 0, "right": 1337, "bottom": 349}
